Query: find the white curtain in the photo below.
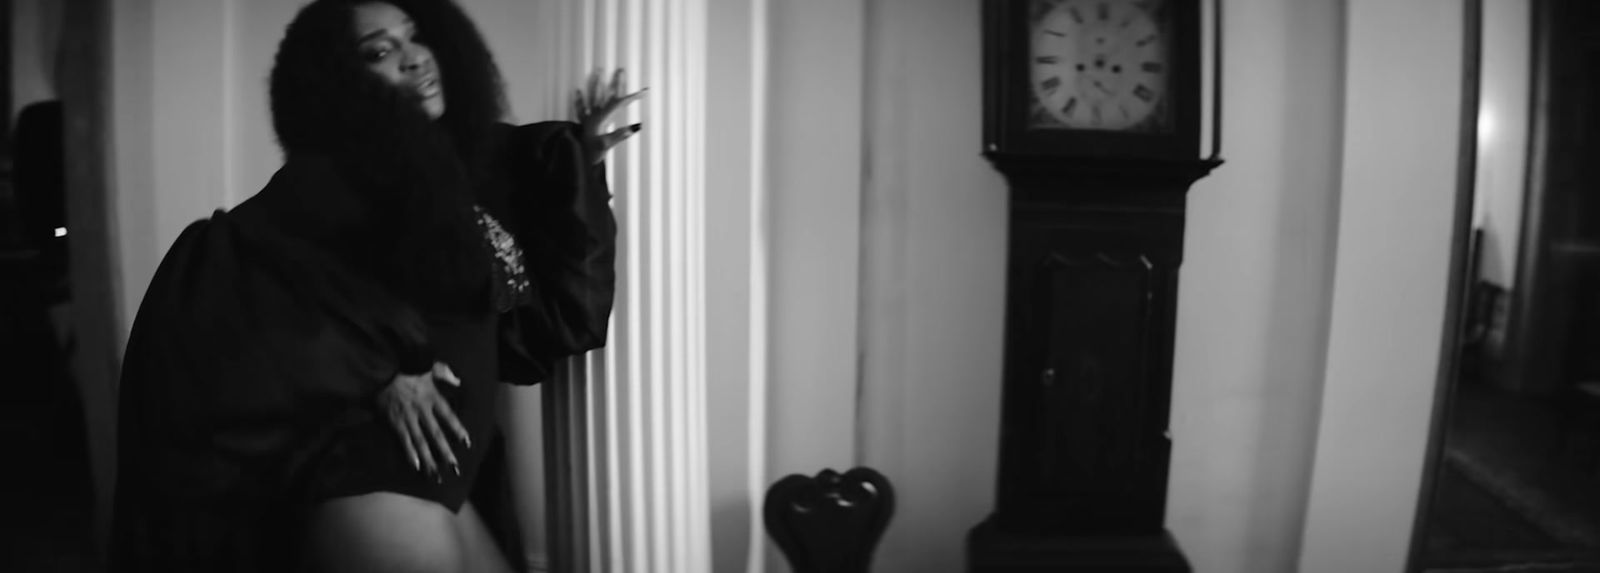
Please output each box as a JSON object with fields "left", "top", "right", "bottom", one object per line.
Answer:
{"left": 503, "top": 0, "right": 716, "bottom": 571}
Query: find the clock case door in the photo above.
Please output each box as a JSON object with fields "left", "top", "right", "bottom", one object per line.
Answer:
{"left": 969, "top": 162, "right": 1214, "bottom": 572}
{"left": 996, "top": 189, "right": 1182, "bottom": 536}
{"left": 985, "top": 0, "right": 1203, "bottom": 160}
{"left": 973, "top": 4, "right": 1220, "bottom": 572}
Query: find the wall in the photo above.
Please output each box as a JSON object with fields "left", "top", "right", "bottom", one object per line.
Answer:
{"left": 111, "top": 0, "right": 229, "bottom": 345}
{"left": 758, "top": 1, "right": 868, "bottom": 571}
{"left": 853, "top": 0, "right": 1007, "bottom": 572}
{"left": 1299, "top": 1, "right": 1467, "bottom": 572}
{"left": 763, "top": 0, "right": 866, "bottom": 486}
{"left": 753, "top": 1, "right": 1010, "bottom": 572}
{"left": 1166, "top": 0, "right": 1347, "bottom": 570}
{"left": 228, "top": 1, "right": 296, "bottom": 208}
{"left": 10, "top": 0, "right": 61, "bottom": 119}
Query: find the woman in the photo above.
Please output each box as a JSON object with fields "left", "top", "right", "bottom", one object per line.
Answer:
{"left": 110, "top": 0, "right": 639, "bottom": 571}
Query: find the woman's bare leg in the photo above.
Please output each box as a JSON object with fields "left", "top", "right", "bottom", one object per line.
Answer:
{"left": 302, "top": 492, "right": 464, "bottom": 573}
{"left": 455, "top": 501, "right": 515, "bottom": 573}
{"left": 499, "top": 383, "right": 549, "bottom": 571}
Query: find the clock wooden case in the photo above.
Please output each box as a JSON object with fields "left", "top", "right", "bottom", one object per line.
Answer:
{"left": 970, "top": 1, "right": 1220, "bottom": 571}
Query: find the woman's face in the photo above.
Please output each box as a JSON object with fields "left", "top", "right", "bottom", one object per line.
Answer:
{"left": 352, "top": 2, "right": 445, "bottom": 119}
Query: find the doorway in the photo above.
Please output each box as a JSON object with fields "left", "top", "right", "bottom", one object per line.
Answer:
{"left": 1414, "top": 1, "right": 1600, "bottom": 571}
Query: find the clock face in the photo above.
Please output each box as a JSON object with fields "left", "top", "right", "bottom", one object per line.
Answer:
{"left": 1028, "top": 0, "right": 1171, "bottom": 132}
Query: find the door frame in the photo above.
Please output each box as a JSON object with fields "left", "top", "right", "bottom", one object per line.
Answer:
{"left": 1402, "top": 1, "right": 1486, "bottom": 570}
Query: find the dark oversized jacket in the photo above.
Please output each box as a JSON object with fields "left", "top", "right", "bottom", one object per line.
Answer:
{"left": 110, "top": 121, "right": 615, "bottom": 571}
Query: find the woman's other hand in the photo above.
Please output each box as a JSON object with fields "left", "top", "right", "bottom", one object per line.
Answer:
{"left": 376, "top": 361, "right": 470, "bottom": 481}
{"left": 573, "top": 68, "right": 647, "bottom": 164}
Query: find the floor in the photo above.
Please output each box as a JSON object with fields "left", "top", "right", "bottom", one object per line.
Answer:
{"left": 1419, "top": 380, "right": 1600, "bottom": 572}
{"left": 0, "top": 254, "right": 99, "bottom": 572}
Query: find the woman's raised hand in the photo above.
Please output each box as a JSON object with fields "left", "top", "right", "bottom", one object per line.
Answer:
{"left": 376, "top": 361, "right": 470, "bottom": 481}
{"left": 573, "top": 68, "right": 647, "bottom": 165}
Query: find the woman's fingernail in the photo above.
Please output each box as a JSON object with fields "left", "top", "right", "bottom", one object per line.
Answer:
{"left": 453, "top": 464, "right": 461, "bottom": 477}
{"left": 630, "top": 124, "right": 642, "bottom": 132}
{"left": 412, "top": 456, "right": 420, "bottom": 471}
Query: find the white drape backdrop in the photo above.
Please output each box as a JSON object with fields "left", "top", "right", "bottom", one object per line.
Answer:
{"left": 499, "top": 0, "right": 720, "bottom": 571}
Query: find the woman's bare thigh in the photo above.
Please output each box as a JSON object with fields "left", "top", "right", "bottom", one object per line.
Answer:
{"left": 302, "top": 492, "right": 465, "bottom": 573}
{"left": 300, "top": 494, "right": 515, "bottom": 573}
{"left": 456, "top": 502, "right": 514, "bottom": 573}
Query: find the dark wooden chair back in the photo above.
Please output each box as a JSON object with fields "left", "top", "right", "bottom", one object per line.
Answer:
{"left": 763, "top": 467, "right": 894, "bottom": 573}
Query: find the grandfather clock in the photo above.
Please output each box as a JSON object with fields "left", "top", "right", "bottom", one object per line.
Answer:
{"left": 968, "top": 0, "right": 1222, "bottom": 571}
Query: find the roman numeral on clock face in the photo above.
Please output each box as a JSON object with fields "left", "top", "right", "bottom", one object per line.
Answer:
{"left": 1133, "top": 84, "right": 1155, "bottom": 102}
{"left": 1031, "top": 106, "right": 1055, "bottom": 125}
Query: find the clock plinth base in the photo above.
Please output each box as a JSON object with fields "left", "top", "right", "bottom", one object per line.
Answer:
{"left": 967, "top": 518, "right": 1191, "bottom": 573}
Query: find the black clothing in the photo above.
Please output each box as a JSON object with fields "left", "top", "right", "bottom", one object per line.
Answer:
{"left": 110, "top": 121, "right": 615, "bottom": 571}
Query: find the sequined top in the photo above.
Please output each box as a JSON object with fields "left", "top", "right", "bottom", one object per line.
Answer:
{"left": 474, "top": 205, "right": 533, "bottom": 312}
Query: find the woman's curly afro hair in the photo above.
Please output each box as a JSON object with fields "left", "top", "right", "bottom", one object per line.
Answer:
{"left": 268, "top": 0, "right": 509, "bottom": 309}
{"left": 270, "top": 0, "right": 505, "bottom": 161}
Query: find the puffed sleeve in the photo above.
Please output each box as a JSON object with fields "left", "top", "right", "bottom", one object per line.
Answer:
{"left": 230, "top": 155, "right": 437, "bottom": 378}
{"left": 495, "top": 121, "right": 618, "bottom": 385}
{"left": 114, "top": 202, "right": 430, "bottom": 506}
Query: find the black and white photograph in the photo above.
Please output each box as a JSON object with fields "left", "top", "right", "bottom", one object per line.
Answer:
{"left": 0, "top": 1, "right": 1592, "bottom": 572}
